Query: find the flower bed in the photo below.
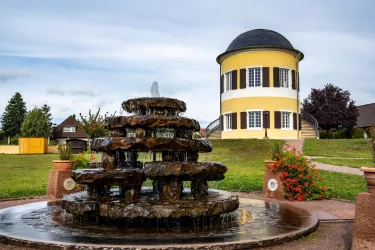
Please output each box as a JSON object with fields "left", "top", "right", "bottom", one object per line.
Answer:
{"left": 270, "top": 144, "right": 328, "bottom": 201}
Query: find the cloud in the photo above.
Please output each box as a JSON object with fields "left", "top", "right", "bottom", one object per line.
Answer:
{"left": 46, "top": 86, "right": 97, "bottom": 97}
{"left": 0, "top": 0, "right": 375, "bottom": 127}
{"left": 0, "top": 69, "right": 31, "bottom": 82}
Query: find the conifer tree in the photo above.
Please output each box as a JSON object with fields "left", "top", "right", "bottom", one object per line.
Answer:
{"left": 1, "top": 92, "right": 27, "bottom": 144}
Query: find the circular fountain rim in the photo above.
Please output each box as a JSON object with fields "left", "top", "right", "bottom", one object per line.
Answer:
{"left": 0, "top": 197, "right": 319, "bottom": 250}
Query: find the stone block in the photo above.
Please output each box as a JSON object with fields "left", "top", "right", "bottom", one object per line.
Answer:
{"left": 46, "top": 170, "right": 74, "bottom": 198}
{"left": 352, "top": 192, "right": 375, "bottom": 249}
{"left": 262, "top": 161, "right": 285, "bottom": 200}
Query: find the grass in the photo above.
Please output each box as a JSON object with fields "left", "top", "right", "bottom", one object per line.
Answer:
{"left": 0, "top": 139, "right": 367, "bottom": 201}
{"left": 206, "top": 139, "right": 284, "bottom": 192}
{"left": 204, "top": 139, "right": 366, "bottom": 200}
{"left": 312, "top": 158, "right": 374, "bottom": 169}
{"left": 0, "top": 154, "right": 59, "bottom": 199}
{"left": 320, "top": 170, "right": 366, "bottom": 200}
{"left": 303, "top": 139, "right": 372, "bottom": 158}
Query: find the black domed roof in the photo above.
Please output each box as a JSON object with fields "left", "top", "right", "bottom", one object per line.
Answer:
{"left": 226, "top": 29, "right": 294, "bottom": 52}
{"left": 217, "top": 29, "right": 303, "bottom": 62}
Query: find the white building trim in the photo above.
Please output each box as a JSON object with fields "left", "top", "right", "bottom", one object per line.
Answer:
{"left": 221, "top": 87, "right": 298, "bottom": 101}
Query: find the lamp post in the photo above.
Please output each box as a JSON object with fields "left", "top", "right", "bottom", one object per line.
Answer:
{"left": 263, "top": 111, "right": 269, "bottom": 139}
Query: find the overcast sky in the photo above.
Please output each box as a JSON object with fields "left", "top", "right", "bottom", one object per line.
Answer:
{"left": 0, "top": 1, "right": 374, "bottom": 127}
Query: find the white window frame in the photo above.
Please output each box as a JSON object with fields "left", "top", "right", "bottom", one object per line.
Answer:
{"left": 246, "top": 109, "right": 263, "bottom": 130}
{"left": 279, "top": 67, "right": 291, "bottom": 88}
{"left": 63, "top": 126, "right": 76, "bottom": 132}
{"left": 280, "top": 110, "right": 293, "bottom": 130}
{"left": 223, "top": 112, "right": 233, "bottom": 131}
{"left": 246, "top": 66, "right": 263, "bottom": 88}
{"left": 224, "top": 71, "right": 233, "bottom": 92}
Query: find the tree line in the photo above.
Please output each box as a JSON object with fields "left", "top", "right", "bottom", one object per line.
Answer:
{"left": 0, "top": 92, "right": 109, "bottom": 145}
{"left": 0, "top": 92, "right": 53, "bottom": 144}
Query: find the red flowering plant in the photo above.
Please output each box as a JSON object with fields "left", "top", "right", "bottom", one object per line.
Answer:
{"left": 271, "top": 144, "right": 329, "bottom": 201}
{"left": 71, "top": 151, "right": 96, "bottom": 170}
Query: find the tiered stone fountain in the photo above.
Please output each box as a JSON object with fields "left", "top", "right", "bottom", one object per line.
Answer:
{"left": 62, "top": 97, "right": 239, "bottom": 224}
{"left": 0, "top": 95, "right": 319, "bottom": 250}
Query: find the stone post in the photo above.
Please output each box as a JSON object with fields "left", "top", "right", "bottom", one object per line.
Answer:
{"left": 262, "top": 160, "right": 285, "bottom": 199}
{"left": 352, "top": 192, "right": 375, "bottom": 249}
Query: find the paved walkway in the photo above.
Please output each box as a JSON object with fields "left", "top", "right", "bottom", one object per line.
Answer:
{"left": 284, "top": 139, "right": 364, "bottom": 176}
{"left": 0, "top": 197, "right": 53, "bottom": 210}
{"left": 0, "top": 195, "right": 355, "bottom": 250}
{"left": 235, "top": 191, "right": 355, "bottom": 221}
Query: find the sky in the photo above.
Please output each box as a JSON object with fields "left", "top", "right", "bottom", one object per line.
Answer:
{"left": 0, "top": 0, "right": 374, "bottom": 127}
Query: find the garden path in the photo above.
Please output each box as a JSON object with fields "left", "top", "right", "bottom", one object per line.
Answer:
{"left": 284, "top": 139, "right": 363, "bottom": 176}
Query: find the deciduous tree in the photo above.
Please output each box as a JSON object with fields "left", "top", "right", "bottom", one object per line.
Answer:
{"left": 21, "top": 107, "right": 51, "bottom": 138}
{"left": 302, "top": 83, "right": 359, "bottom": 133}
{"left": 1, "top": 92, "right": 27, "bottom": 144}
{"left": 78, "top": 108, "right": 109, "bottom": 139}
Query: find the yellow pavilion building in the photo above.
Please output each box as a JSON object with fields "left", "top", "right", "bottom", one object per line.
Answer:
{"left": 214, "top": 29, "right": 307, "bottom": 139}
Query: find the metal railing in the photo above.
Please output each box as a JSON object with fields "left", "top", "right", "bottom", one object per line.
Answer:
{"left": 205, "top": 117, "right": 220, "bottom": 138}
{"left": 301, "top": 110, "right": 319, "bottom": 138}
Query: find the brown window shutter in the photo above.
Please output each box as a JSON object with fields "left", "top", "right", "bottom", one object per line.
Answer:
{"left": 274, "top": 111, "right": 281, "bottom": 129}
{"left": 231, "top": 70, "right": 237, "bottom": 90}
{"left": 291, "top": 70, "right": 296, "bottom": 90}
{"left": 240, "top": 112, "right": 247, "bottom": 129}
{"left": 293, "top": 113, "right": 297, "bottom": 130}
{"left": 232, "top": 112, "right": 237, "bottom": 129}
{"left": 262, "top": 67, "right": 269, "bottom": 87}
{"left": 220, "top": 75, "right": 224, "bottom": 93}
{"left": 273, "top": 67, "right": 279, "bottom": 87}
{"left": 263, "top": 111, "right": 270, "bottom": 128}
{"left": 298, "top": 113, "right": 302, "bottom": 129}
{"left": 240, "top": 68, "right": 246, "bottom": 89}
{"left": 220, "top": 115, "right": 223, "bottom": 131}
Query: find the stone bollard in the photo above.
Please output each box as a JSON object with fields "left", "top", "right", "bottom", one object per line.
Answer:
{"left": 262, "top": 160, "right": 285, "bottom": 200}
{"left": 352, "top": 192, "right": 375, "bottom": 249}
{"left": 46, "top": 160, "right": 75, "bottom": 198}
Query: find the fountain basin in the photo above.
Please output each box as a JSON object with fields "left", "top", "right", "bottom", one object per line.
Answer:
{"left": 106, "top": 115, "right": 200, "bottom": 130}
{"left": 72, "top": 168, "right": 146, "bottom": 186}
{"left": 122, "top": 97, "right": 186, "bottom": 115}
{"left": 92, "top": 137, "right": 213, "bottom": 152}
{"left": 0, "top": 197, "right": 319, "bottom": 250}
{"left": 144, "top": 162, "right": 226, "bottom": 181}
{"left": 62, "top": 189, "right": 239, "bottom": 219}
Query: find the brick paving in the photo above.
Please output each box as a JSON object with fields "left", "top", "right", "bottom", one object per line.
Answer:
{"left": 234, "top": 191, "right": 355, "bottom": 221}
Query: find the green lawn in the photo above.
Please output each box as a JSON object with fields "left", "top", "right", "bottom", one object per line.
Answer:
{"left": 303, "top": 139, "right": 372, "bottom": 158}
{"left": 0, "top": 154, "right": 59, "bottom": 199}
{"left": 206, "top": 139, "right": 284, "bottom": 192}
{"left": 312, "top": 158, "right": 374, "bottom": 169}
{"left": 319, "top": 171, "right": 366, "bottom": 200}
{"left": 0, "top": 139, "right": 367, "bottom": 200}
{"left": 206, "top": 139, "right": 366, "bottom": 200}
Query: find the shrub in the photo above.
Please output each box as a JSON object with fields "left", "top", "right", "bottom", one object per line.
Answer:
{"left": 271, "top": 142, "right": 283, "bottom": 160}
{"left": 49, "top": 140, "right": 59, "bottom": 146}
{"left": 365, "top": 127, "right": 372, "bottom": 138}
{"left": 319, "top": 130, "right": 328, "bottom": 139}
{"left": 271, "top": 144, "right": 329, "bottom": 201}
{"left": 351, "top": 128, "right": 365, "bottom": 139}
{"left": 370, "top": 127, "right": 375, "bottom": 162}
{"left": 333, "top": 129, "right": 348, "bottom": 139}
{"left": 71, "top": 151, "right": 96, "bottom": 170}
{"left": 57, "top": 143, "right": 72, "bottom": 160}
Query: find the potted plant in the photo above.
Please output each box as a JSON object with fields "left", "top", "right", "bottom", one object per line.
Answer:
{"left": 360, "top": 126, "right": 375, "bottom": 193}
{"left": 53, "top": 142, "right": 73, "bottom": 171}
